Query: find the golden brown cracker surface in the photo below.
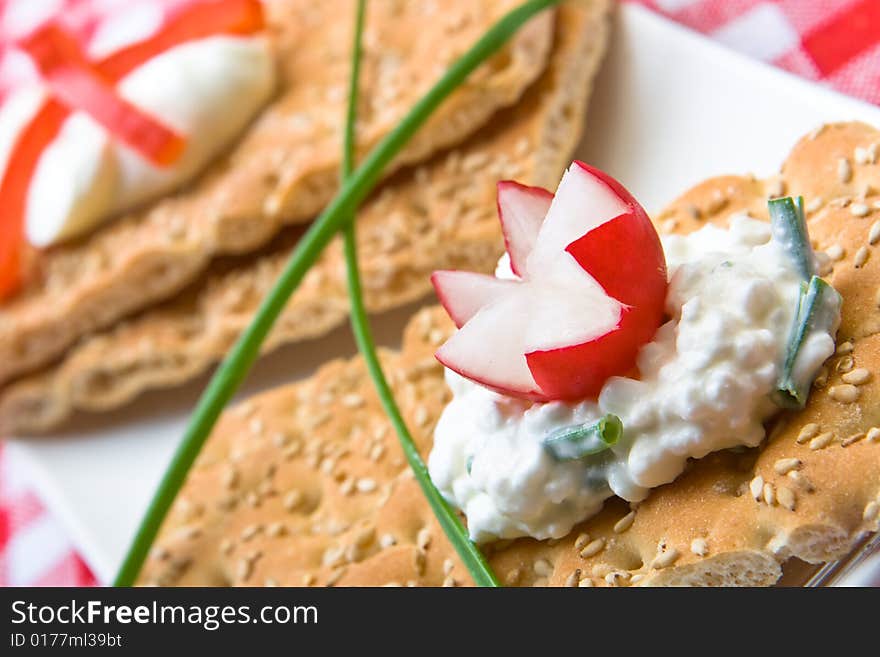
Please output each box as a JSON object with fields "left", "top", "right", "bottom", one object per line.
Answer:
{"left": 139, "top": 122, "right": 880, "bottom": 587}
{"left": 0, "top": 0, "right": 556, "bottom": 386}
{"left": 0, "top": 1, "right": 611, "bottom": 434}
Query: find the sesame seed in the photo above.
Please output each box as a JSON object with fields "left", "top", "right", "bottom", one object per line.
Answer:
{"left": 842, "top": 432, "right": 866, "bottom": 447}
{"left": 356, "top": 478, "right": 377, "bottom": 493}
{"left": 533, "top": 559, "right": 553, "bottom": 578}
{"left": 605, "top": 571, "right": 630, "bottom": 586}
{"left": 851, "top": 202, "right": 871, "bottom": 217}
{"left": 249, "top": 417, "right": 264, "bottom": 436}
{"left": 787, "top": 470, "right": 815, "bottom": 493}
{"left": 342, "top": 393, "right": 364, "bottom": 408}
{"left": 797, "top": 423, "right": 820, "bottom": 444}
{"left": 579, "top": 537, "right": 606, "bottom": 559}
{"left": 652, "top": 548, "right": 680, "bottom": 570}
{"left": 414, "top": 406, "right": 430, "bottom": 427}
{"left": 810, "top": 432, "right": 835, "bottom": 450}
{"left": 575, "top": 532, "right": 591, "bottom": 550}
{"left": 323, "top": 546, "right": 344, "bottom": 568}
{"left": 283, "top": 489, "right": 302, "bottom": 511}
{"left": 379, "top": 533, "right": 397, "bottom": 548}
{"left": 443, "top": 559, "right": 455, "bottom": 576}
{"left": 864, "top": 501, "right": 879, "bottom": 522}
{"left": 867, "top": 427, "right": 880, "bottom": 442}
{"left": 223, "top": 468, "right": 239, "bottom": 490}
{"left": 661, "top": 218, "right": 678, "bottom": 233}
{"left": 855, "top": 146, "right": 872, "bottom": 165}
{"left": 691, "top": 538, "right": 709, "bottom": 557}
{"left": 241, "top": 524, "right": 262, "bottom": 541}
{"left": 326, "top": 568, "right": 346, "bottom": 587}
{"left": 838, "top": 157, "right": 853, "bottom": 183}
{"left": 417, "top": 528, "right": 432, "bottom": 551}
{"left": 806, "top": 197, "right": 824, "bottom": 213}
{"left": 749, "top": 475, "right": 765, "bottom": 500}
{"left": 266, "top": 522, "right": 286, "bottom": 538}
{"left": 774, "top": 458, "right": 802, "bottom": 475}
{"left": 837, "top": 341, "right": 854, "bottom": 355}
{"left": 630, "top": 574, "right": 645, "bottom": 585}
{"left": 302, "top": 573, "right": 316, "bottom": 586}
{"left": 854, "top": 246, "right": 870, "bottom": 268}
{"left": 614, "top": 510, "right": 636, "bottom": 534}
{"left": 443, "top": 576, "right": 457, "bottom": 587}
{"left": 828, "top": 384, "right": 860, "bottom": 403}
{"left": 826, "top": 244, "right": 845, "bottom": 261}
{"left": 369, "top": 444, "right": 385, "bottom": 461}
{"left": 777, "top": 486, "right": 797, "bottom": 511}
{"left": 578, "top": 577, "right": 594, "bottom": 588}
{"left": 842, "top": 368, "right": 871, "bottom": 385}
{"left": 837, "top": 356, "right": 855, "bottom": 373}
{"left": 564, "top": 569, "right": 581, "bottom": 587}
{"left": 339, "top": 478, "right": 355, "bottom": 496}
{"left": 870, "top": 222, "right": 880, "bottom": 246}
{"left": 763, "top": 482, "right": 776, "bottom": 506}
{"left": 220, "top": 538, "right": 235, "bottom": 555}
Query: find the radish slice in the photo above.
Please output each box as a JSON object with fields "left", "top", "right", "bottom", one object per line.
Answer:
{"left": 434, "top": 162, "right": 667, "bottom": 401}
{"left": 496, "top": 180, "right": 552, "bottom": 276}
{"left": 431, "top": 270, "right": 518, "bottom": 328}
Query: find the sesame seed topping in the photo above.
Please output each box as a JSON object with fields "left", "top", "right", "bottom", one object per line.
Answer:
{"left": 342, "top": 393, "right": 364, "bottom": 408}
{"left": 379, "top": 533, "right": 397, "bottom": 549}
{"left": 326, "top": 568, "right": 346, "bottom": 587}
{"left": 267, "top": 522, "right": 286, "bottom": 538}
{"left": 613, "top": 510, "right": 636, "bottom": 534}
{"left": 838, "top": 157, "right": 853, "bottom": 183}
{"left": 797, "top": 423, "right": 820, "bottom": 443}
{"left": 356, "top": 478, "right": 377, "bottom": 493}
{"left": 864, "top": 501, "right": 879, "bottom": 522}
{"left": 369, "top": 444, "right": 385, "bottom": 461}
{"left": 651, "top": 548, "right": 680, "bottom": 570}
{"left": 777, "top": 486, "right": 796, "bottom": 511}
{"left": 854, "top": 246, "right": 870, "bottom": 268}
{"left": 564, "top": 569, "right": 581, "bottom": 587}
{"left": 661, "top": 218, "right": 678, "bottom": 233}
{"left": 575, "top": 533, "right": 591, "bottom": 550}
{"left": 806, "top": 197, "right": 824, "bottom": 213}
{"left": 249, "top": 417, "right": 264, "bottom": 436}
{"left": 241, "top": 524, "right": 262, "bottom": 541}
{"left": 763, "top": 482, "right": 776, "bottom": 506}
{"left": 443, "top": 559, "right": 455, "bottom": 576}
{"left": 867, "top": 427, "right": 880, "bottom": 442}
{"left": 220, "top": 538, "right": 235, "bottom": 555}
{"left": 443, "top": 576, "right": 457, "bottom": 587}
{"left": 302, "top": 573, "right": 316, "bottom": 586}
{"left": 414, "top": 406, "right": 430, "bottom": 427}
{"left": 842, "top": 368, "right": 871, "bottom": 385}
{"left": 828, "top": 384, "right": 860, "bottom": 403}
{"left": 826, "top": 244, "right": 845, "bottom": 261}
{"left": 605, "top": 571, "right": 630, "bottom": 586}
{"left": 842, "top": 432, "right": 865, "bottom": 447}
{"left": 810, "top": 432, "right": 835, "bottom": 450}
{"left": 691, "top": 538, "right": 708, "bottom": 557}
{"left": 578, "top": 577, "right": 594, "bottom": 587}
{"left": 870, "top": 222, "right": 880, "bottom": 245}
{"left": 223, "top": 468, "right": 239, "bottom": 490}
{"left": 579, "top": 537, "right": 606, "bottom": 559}
{"left": 837, "top": 356, "right": 855, "bottom": 373}
{"left": 837, "top": 341, "right": 854, "bottom": 355}
{"left": 283, "top": 489, "right": 302, "bottom": 511}
{"left": 749, "top": 475, "right": 765, "bottom": 500}
{"left": 417, "top": 528, "right": 432, "bottom": 551}
{"left": 851, "top": 202, "right": 871, "bottom": 217}
{"left": 774, "top": 458, "right": 802, "bottom": 475}
{"left": 533, "top": 559, "right": 553, "bottom": 578}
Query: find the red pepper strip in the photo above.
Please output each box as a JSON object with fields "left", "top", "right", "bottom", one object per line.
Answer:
{"left": 100, "top": 0, "right": 266, "bottom": 81}
{"left": 19, "top": 23, "right": 186, "bottom": 167}
{"left": 0, "top": 99, "right": 69, "bottom": 298}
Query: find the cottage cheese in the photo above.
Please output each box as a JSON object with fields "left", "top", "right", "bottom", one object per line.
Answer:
{"left": 429, "top": 215, "right": 839, "bottom": 543}
{"left": 0, "top": 35, "right": 275, "bottom": 247}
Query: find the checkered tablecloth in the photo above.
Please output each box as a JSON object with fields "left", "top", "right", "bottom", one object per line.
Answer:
{"left": 2, "top": 0, "right": 879, "bottom": 587}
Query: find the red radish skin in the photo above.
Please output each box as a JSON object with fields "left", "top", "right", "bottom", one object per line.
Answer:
{"left": 431, "top": 270, "right": 518, "bottom": 328}
{"left": 496, "top": 180, "right": 553, "bottom": 276}
{"left": 434, "top": 162, "right": 668, "bottom": 402}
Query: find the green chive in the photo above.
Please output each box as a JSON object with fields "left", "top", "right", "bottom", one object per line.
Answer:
{"left": 775, "top": 275, "right": 842, "bottom": 409}
{"left": 543, "top": 414, "right": 623, "bottom": 462}
{"left": 768, "top": 196, "right": 815, "bottom": 281}
{"left": 114, "top": 0, "right": 558, "bottom": 587}
{"left": 341, "top": 0, "right": 498, "bottom": 586}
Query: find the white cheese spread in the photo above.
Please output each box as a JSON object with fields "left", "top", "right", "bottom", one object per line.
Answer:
{"left": 429, "top": 215, "right": 839, "bottom": 543}
{"left": 0, "top": 34, "right": 275, "bottom": 247}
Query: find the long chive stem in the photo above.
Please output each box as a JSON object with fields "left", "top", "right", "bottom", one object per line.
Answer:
{"left": 341, "top": 0, "right": 498, "bottom": 587}
{"left": 114, "top": 0, "right": 558, "bottom": 587}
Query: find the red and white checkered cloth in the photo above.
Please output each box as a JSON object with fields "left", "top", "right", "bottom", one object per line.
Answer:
{"left": 1, "top": 0, "right": 879, "bottom": 587}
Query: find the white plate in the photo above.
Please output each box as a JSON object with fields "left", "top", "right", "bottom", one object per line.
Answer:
{"left": 9, "top": 4, "right": 880, "bottom": 584}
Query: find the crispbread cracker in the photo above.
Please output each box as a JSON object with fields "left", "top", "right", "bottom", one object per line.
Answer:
{"left": 0, "top": 0, "right": 556, "bottom": 385}
{"left": 0, "top": 1, "right": 611, "bottom": 433}
{"left": 138, "top": 122, "right": 880, "bottom": 587}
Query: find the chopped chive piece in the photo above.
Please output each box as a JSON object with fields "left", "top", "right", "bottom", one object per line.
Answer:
{"left": 769, "top": 196, "right": 816, "bottom": 281}
{"left": 775, "top": 275, "right": 842, "bottom": 408}
{"left": 543, "top": 414, "right": 623, "bottom": 462}
{"left": 112, "top": 0, "right": 560, "bottom": 587}
{"left": 340, "top": 0, "right": 498, "bottom": 586}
